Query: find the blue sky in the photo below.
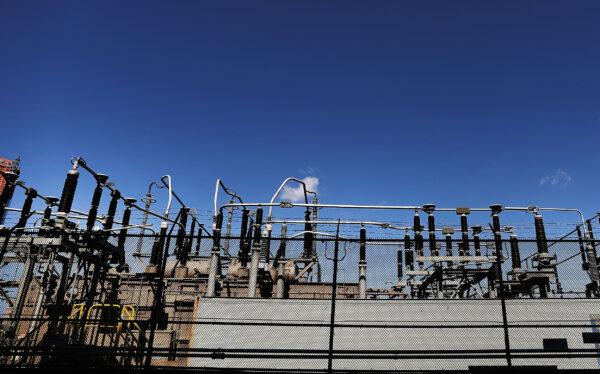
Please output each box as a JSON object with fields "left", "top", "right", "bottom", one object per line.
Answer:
{"left": 1, "top": 1, "right": 600, "bottom": 233}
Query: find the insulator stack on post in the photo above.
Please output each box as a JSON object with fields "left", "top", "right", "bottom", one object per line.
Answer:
{"left": 472, "top": 226, "right": 482, "bottom": 256}
{"left": 397, "top": 244, "right": 403, "bottom": 279}
{"left": 195, "top": 224, "right": 204, "bottom": 257}
{"left": 0, "top": 171, "right": 19, "bottom": 225}
{"left": 488, "top": 204, "right": 504, "bottom": 299}
{"left": 186, "top": 217, "right": 196, "bottom": 260}
{"left": 533, "top": 213, "right": 552, "bottom": 271}
{"left": 176, "top": 207, "right": 189, "bottom": 263}
{"left": 223, "top": 205, "right": 234, "bottom": 256}
{"left": 58, "top": 168, "right": 79, "bottom": 215}
{"left": 206, "top": 212, "right": 223, "bottom": 297}
{"left": 587, "top": 220, "right": 597, "bottom": 255}
{"left": 472, "top": 225, "right": 482, "bottom": 269}
{"left": 248, "top": 207, "right": 263, "bottom": 297}
{"left": 16, "top": 187, "right": 37, "bottom": 232}
{"left": 275, "top": 224, "right": 287, "bottom": 299}
{"left": 358, "top": 225, "right": 367, "bottom": 299}
{"left": 586, "top": 220, "right": 600, "bottom": 281}
{"left": 104, "top": 190, "right": 121, "bottom": 234}
{"left": 116, "top": 198, "right": 135, "bottom": 268}
{"left": 238, "top": 209, "right": 252, "bottom": 267}
{"left": 510, "top": 234, "right": 521, "bottom": 271}
{"left": 303, "top": 210, "right": 313, "bottom": 258}
{"left": 275, "top": 225, "right": 288, "bottom": 262}
{"left": 423, "top": 204, "right": 436, "bottom": 256}
{"left": 413, "top": 211, "right": 424, "bottom": 268}
{"left": 445, "top": 231, "right": 453, "bottom": 267}
{"left": 457, "top": 208, "right": 470, "bottom": 256}
{"left": 238, "top": 209, "right": 249, "bottom": 264}
{"left": 39, "top": 197, "right": 57, "bottom": 235}
{"left": 577, "top": 226, "right": 589, "bottom": 268}
{"left": 490, "top": 204, "right": 503, "bottom": 258}
{"left": 86, "top": 174, "right": 108, "bottom": 231}
{"left": 404, "top": 234, "right": 414, "bottom": 271}
{"left": 149, "top": 222, "right": 168, "bottom": 274}
{"left": 534, "top": 214, "right": 549, "bottom": 254}
{"left": 87, "top": 184, "right": 103, "bottom": 231}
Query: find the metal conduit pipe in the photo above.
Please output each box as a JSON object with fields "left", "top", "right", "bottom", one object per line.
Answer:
{"left": 206, "top": 212, "right": 223, "bottom": 297}
{"left": 247, "top": 208, "right": 263, "bottom": 297}
{"left": 5, "top": 207, "right": 119, "bottom": 226}
{"left": 213, "top": 179, "right": 244, "bottom": 218}
{"left": 358, "top": 225, "right": 367, "bottom": 299}
{"left": 224, "top": 202, "right": 587, "bottom": 227}
{"left": 265, "top": 219, "right": 492, "bottom": 234}
{"left": 265, "top": 178, "right": 314, "bottom": 266}
{"left": 266, "top": 177, "right": 311, "bottom": 221}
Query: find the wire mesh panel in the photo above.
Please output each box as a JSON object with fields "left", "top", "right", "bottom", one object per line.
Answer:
{"left": 1, "top": 229, "right": 600, "bottom": 371}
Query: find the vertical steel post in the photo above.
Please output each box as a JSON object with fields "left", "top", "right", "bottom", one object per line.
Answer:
{"left": 327, "top": 221, "right": 341, "bottom": 374}
{"left": 490, "top": 204, "right": 511, "bottom": 367}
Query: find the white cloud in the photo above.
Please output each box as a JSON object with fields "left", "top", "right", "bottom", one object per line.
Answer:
{"left": 540, "top": 169, "right": 572, "bottom": 187}
{"left": 281, "top": 176, "right": 319, "bottom": 202}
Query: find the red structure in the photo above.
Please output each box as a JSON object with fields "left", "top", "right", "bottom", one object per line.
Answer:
{"left": 0, "top": 156, "right": 20, "bottom": 195}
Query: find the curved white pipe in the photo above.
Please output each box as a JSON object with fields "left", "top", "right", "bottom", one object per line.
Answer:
{"left": 160, "top": 175, "right": 173, "bottom": 220}
{"left": 267, "top": 177, "right": 314, "bottom": 221}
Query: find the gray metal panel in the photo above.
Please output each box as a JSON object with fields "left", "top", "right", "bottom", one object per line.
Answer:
{"left": 189, "top": 298, "right": 600, "bottom": 371}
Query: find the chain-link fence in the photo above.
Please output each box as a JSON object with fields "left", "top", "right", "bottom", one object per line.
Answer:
{"left": 1, "top": 231, "right": 599, "bottom": 372}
